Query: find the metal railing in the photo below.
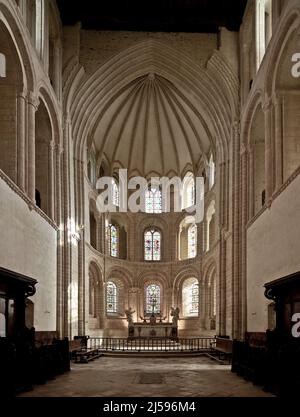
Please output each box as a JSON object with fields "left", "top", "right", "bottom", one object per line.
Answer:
{"left": 87, "top": 337, "right": 215, "bottom": 353}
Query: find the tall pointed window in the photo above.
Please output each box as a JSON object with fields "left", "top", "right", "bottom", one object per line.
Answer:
{"left": 182, "top": 278, "right": 199, "bottom": 317}
{"left": 182, "top": 172, "right": 195, "bottom": 209}
{"left": 145, "top": 186, "right": 162, "bottom": 213}
{"left": 0, "top": 53, "right": 6, "bottom": 78}
{"left": 145, "top": 284, "right": 161, "bottom": 315}
{"left": 209, "top": 155, "right": 215, "bottom": 190}
{"left": 107, "top": 224, "right": 119, "bottom": 257}
{"left": 106, "top": 281, "right": 117, "bottom": 313}
{"left": 111, "top": 178, "right": 119, "bottom": 206}
{"left": 188, "top": 223, "right": 197, "bottom": 259}
{"left": 144, "top": 229, "right": 161, "bottom": 261}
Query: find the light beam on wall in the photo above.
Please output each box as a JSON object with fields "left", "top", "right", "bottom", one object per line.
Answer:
{"left": 0, "top": 53, "right": 6, "bottom": 78}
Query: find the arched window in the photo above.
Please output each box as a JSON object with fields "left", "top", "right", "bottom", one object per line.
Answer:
{"left": 107, "top": 224, "right": 119, "bottom": 257}
{"left": 89, "top": 273, "right": 96, "bottom": 318}
{"left": 256, "top": 0, "right": 273, "bottom": 68}
{"left": 206, "top": 201, "right": 216, "bottom": 252}
{"left": 87, "top": 151, "right": 96, "bottom": 184}
{"left": 145, "top": 185, "right": 162, "bottom": 213}
{"left": 182, "top": 172, "right": 195, "bottom": 209}
{"left": 144, "top": 229, "right": 161, "bottom": 261}
{"left": 188, "top": 223, "right": 197, "bottom": 259}
{"left": 111, "top": 178, "right": 119, "bottom": 206}
{"left": 182, "top": 278, "right": 199, "bottom": 317}
{"left": 145, "top": 284, "right": 161, "bottom": 315}
{"left": 178, "top": 216, "right": 197, "bottom": 260}
{"left": 209, "top": 155, "right": 215, "bottom": 190}
{"left": 0, "top": 53, "right": 6, "bottom": 78}
{"left": 106, "top": 281, "right": 118, "bottom": 314}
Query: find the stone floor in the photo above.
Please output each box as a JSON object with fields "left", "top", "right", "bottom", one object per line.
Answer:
{"left": 20, "top": 355, "right": 273, "bottom": 397}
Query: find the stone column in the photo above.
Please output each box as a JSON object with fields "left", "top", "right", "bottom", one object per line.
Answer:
{"left": 97, "top": 281, "right": 106, "bottom": 329}
{"left": 165, "top": 287, "right": 173, "bottom": 321}
{"left": 27, "top": 93, "right": 38, "bottom": 202}
{"left": 55, "top": 143, "right": 63, "bottom": 336}
{"left": 240, "top": 144, "right": 248, "bottom": 339}
{"left": 232, "top": 121, "right": 242, "bottom": 340}
{"left": 96, "top": 215, "right": 102, "bottom": 252}
{"left": 218, "top": 160, "right": 227, "bottom": 337}
{"left": 17, "top": 91, "right": 26, "bottom": 191}
{"left": 53, "top": 42, "right": 61, "bottom": 100}
{"left": 62, "top": 118, "right": 72, "bottom": 338}
{"left": 197, "top": 222, "right": 203, "bottom": 255}
{"left": 248, "top": 149, "right": 254, "bottom": 218}
{"left": 263, "top": 98, "right": 274, "bottom": 202}
{"left": 274, "top": 94, "right": 283, "bottom": 190}
{"left": 128, "top": 288, "right": 139, "bottom": 322}
{"left": 18, "top": 0, "right": 27, "bottom": 17}
{"left": 242, "top": 44, "right": 250, "bottom": 104}
{"left": 48, "top": 140, "right": 55, "bottom": 219}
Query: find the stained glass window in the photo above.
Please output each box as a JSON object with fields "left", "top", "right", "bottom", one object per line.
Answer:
{"left": 145, "top": 186, "right": 162, "bottom": 213}
{"left": 182, "top": 278, "right": 199, "bottom": 317}
{"left": 107, "top": 224, "right": 118, "bottom": 257}
{"left": 145, "top": 284, "right": 161, "bottom": 315}
{"left": 188, "top": 223, "right": 197, "bottom": 259}
{"left": 106, "top": 281, "right": 117, "bottom": 313}
{"left": 112, "top": 178, "right": 119, "bottom": 206}
{"left": 182, "top": 173, "right": 195, "bottom": 209}
{"left": 144, "top": 229, "right": 161, "bottom": 261}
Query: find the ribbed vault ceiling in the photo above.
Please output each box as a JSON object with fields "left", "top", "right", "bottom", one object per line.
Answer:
{"left": 94, "top": 73, "right": 211, "bottom": 177}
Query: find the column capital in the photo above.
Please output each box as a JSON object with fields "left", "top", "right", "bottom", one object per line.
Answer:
{"left": 262, "top": 97, "right": 273, "bottom": 112}
{"left": 27, "top": 92, "right": 39, "bottom": 109}
{"left": 232, "top": 119, "right": 240, "bottom": 134}
{"left": 129, "top": 287, "right": 140, "bottom": 294}
{"left": 240, "top": 143, "right": 248, "bottom": 156}
{"left": 55, "top": 144, "right": 64, "bottom": 154}
{"left": 273, "top": 93, "right": 282, "bottom": 107}
{"left": 17, "top": 89, "right": 28, "bottom": 100}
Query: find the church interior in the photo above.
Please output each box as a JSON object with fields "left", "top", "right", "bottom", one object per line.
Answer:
{"left": 0, "top": 0, "right": 300, "bottom": 399}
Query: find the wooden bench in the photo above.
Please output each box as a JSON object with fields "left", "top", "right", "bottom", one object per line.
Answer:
{"left": 69, "top": 339, "right": 82, "bottom": 361}
{"left": 73, "top": 347, "right": 102, "bottom": 363}
{"left": 208, "top": 337, "right": 233, "bottom": 363}
{"left": 69, "top": 337, "right": 103, "bottom": 364}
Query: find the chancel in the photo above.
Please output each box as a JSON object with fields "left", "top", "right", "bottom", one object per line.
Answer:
{"left": 0, "top": 0, "right": 300, "bottom": 399}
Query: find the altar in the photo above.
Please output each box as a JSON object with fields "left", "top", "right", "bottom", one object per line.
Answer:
{"left": 129, "top": 322, "right": 177, "bottom": 339}
{"left": 125, "top": 307, "right": 180, "bottom": 339}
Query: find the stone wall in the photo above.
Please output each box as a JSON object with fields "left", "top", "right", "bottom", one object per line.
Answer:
{"left": 0, "top": 176, "right": 57, "bottom": 331}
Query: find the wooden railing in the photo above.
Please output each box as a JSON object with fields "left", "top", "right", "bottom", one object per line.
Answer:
{"left": 87, "top": 337, "right": 215, "bottom": 352}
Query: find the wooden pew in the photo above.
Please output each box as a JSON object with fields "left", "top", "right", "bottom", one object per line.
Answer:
{"left": 69, "top": 338, "right": 102, "bottom": 363}
{"left": 208, "top": 337, "right": 233, "bottom": 363}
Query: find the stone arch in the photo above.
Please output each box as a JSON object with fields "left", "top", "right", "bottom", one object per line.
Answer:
{"left": 0, "top": 7, "right": 34, "bottom": 185}
{"left": 0, "top": 2, "right": 35, "bottom": 91}
{"left": 178, "top": 216, "right": 198, "bottom": 261}
{"left": 106, "top": 267, "right": 132, "bottom": 287}
{"left": 265, "top": 7, "right": 300, "bottom": 96}
{"left": 264, "top": 8, "right": 300, "bottom": 183}
{"left": 66, "top": 40, "right": 237, "bottom": 166}
{"left": 37, "top": 86, "right": 61, "bottom": 145}
{"left": 89, "top": 198, "right": 98, "bottom": 250}
{"left": 241, "top": 91, "right": 265, "bottom": 219}
{"left": 88, "top": 261, "right": 104, "bottom": 330}
{"left": 138, "top": 270, "right": 168, "bottom": 318}
{"left": 106, "top": 267, "right": 132, "bottom": 316}
{"left": 203, "top": 261, "right": 217, "bottom": 331}
{"left": 138, "top": 216, "right": 168, "bottom": 262}
{"left": 35, "top": 97, "right": 53, "bottom": 215}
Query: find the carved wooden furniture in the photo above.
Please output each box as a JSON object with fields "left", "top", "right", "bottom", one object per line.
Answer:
{"left": 231, "top": 271, "right": 300, "bottom": 396}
